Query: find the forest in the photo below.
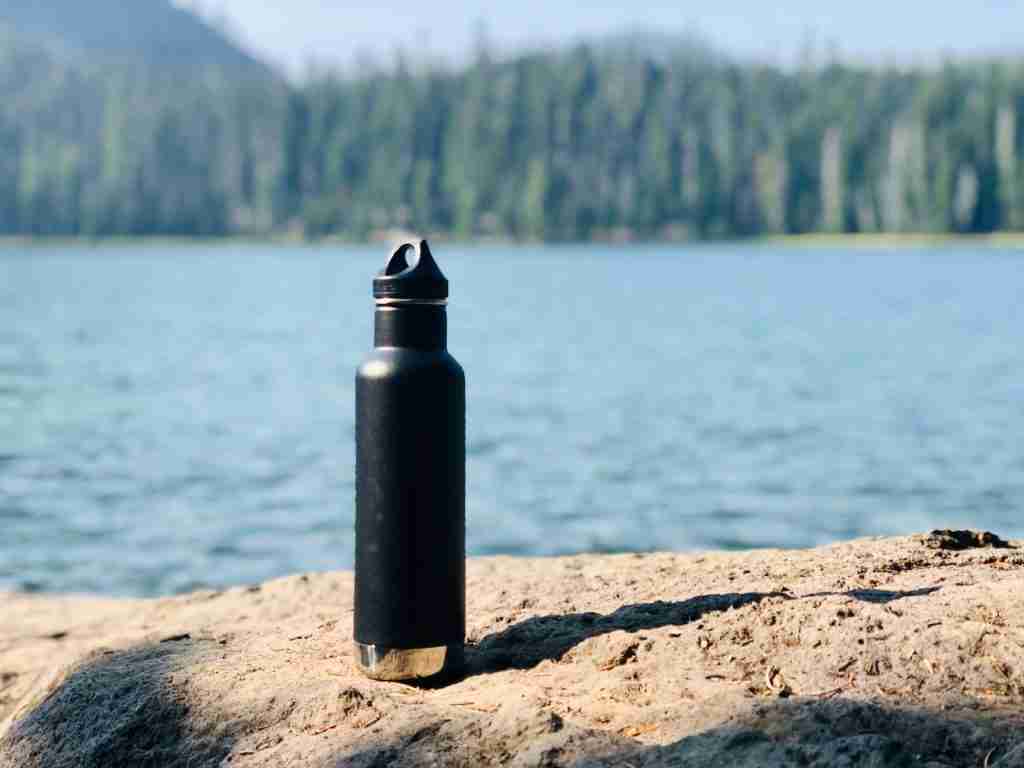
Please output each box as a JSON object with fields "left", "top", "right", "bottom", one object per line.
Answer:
{"left": 2, "top": 29, "right": 1024, "bottom": 240}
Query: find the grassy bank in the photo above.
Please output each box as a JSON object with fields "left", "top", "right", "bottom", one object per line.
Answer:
{"left": 767, "top": 232, "right": 1024, "bottom": 249}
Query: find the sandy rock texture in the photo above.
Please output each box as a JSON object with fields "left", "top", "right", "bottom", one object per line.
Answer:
{"left": 3, "top": 531, "right": 1024, "bottom": 767}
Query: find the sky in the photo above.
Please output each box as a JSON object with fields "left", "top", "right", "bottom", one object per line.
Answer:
{"left": 176, "top": 0, "right": 1024, "bottom": 74}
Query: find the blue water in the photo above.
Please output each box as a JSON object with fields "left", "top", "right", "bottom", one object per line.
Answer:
{"left": 1, "top": 243, "right": 1022, "bottom": 596}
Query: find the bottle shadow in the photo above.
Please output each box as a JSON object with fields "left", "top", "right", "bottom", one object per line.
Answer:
{"left": 464, "top": 591, "right": 779, "bottom": 677}
{"left": 462, "top": 586, "right": 941, "bottom": 678}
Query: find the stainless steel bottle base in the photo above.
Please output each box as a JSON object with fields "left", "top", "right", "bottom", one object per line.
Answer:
{"left": 354, "top": 642, "right": 463, "bottom": 682}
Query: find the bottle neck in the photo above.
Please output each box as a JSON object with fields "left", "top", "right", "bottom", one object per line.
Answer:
{"left": 374, "top": 303, "right": 447, "bottom": 350}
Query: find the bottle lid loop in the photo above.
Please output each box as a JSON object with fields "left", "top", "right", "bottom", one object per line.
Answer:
{"left": 373, "top": 240, "right": 448, "bottom": 301}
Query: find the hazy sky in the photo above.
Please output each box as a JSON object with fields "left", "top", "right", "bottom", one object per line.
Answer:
{"left": 177, "top": 0, "right": 1024, "bottom": 73}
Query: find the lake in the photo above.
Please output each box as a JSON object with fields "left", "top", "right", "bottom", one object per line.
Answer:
{"left": 1, "top": 242, "right": 1022, "bottom": 596}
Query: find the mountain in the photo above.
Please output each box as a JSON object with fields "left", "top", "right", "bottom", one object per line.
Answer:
{"left": 0, "top": 0, "right": 273, "bottom": 76}
{"left": 0, "top": 0, "right": 285, "bottom": 236}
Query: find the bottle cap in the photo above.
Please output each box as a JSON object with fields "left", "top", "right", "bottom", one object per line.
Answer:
{"left": 373, "top": 240, "right": 448, "bottom": 301}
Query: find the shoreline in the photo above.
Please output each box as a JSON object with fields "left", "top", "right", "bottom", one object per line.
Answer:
{"left": 3, "top": 231, "right": 1024, "bottom": 250}
{"left": 3, "top": 530, "right": 1024, "bottom": 766}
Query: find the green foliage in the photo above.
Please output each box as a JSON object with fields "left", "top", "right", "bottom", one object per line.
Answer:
{"left": 278, "top": 45, "right": 1024, "bottom": 240}
{"left": 0, "top": 30, "right": 284, "bottom": 236}
{"left": 5, "top": 24, "right": 1024, "bottom": 240}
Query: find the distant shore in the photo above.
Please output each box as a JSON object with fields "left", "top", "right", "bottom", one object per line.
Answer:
{"left": 767, "top": 231, "right": 1024, "bottom": 249}
{"left": 3, "top": 231, "right": 1024, "bottom": 250}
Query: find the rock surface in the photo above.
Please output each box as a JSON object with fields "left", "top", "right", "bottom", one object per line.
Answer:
{"left": 3, "top": 531, "right": 1024, "bottom": 766}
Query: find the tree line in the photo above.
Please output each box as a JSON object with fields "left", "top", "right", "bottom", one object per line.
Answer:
{"left": 3, "top": 33, "right": 1024, "bottom": 240}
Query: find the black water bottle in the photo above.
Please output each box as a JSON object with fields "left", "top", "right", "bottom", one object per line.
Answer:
{"left": 353, "top": 240, "right": 465, "bottom": 682}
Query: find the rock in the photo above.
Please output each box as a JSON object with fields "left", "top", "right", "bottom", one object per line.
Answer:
{"left": 2, "top": 532, "right": 1024, "bottom": 767}
{"left": 921, "top": 529, "right": 1012, "bottom": 551}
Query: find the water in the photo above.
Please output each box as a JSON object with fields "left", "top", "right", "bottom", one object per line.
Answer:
{"left": 1, "top": 242, "right": 1022, "bottom": 596}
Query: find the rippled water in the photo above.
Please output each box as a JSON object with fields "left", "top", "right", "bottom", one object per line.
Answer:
{"left": 1, "top": 243, "right": 1022, "bottom": 596}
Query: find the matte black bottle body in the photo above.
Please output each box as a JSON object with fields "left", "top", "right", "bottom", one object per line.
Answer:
{"left": 354, "top": 302, "right": 465, "bottom": 680}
